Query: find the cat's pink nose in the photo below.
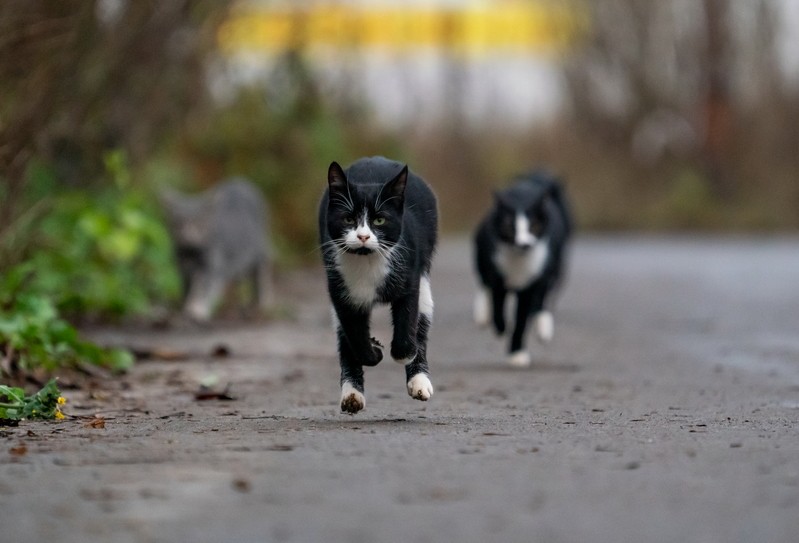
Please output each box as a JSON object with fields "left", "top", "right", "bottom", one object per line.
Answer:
{"left": 357, "top": 234, "right": 370, "bottom": 243}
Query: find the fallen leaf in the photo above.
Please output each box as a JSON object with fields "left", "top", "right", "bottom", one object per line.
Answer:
{"left": 232, "top": 478, "right": 251, "bottom": 493}
{"left": 195, "top": 384, "right": 236, "bottom": 401}
{"left": 9, "top": 443, "right": 27, "bottom": 456}
{"left": 159, "top": 412, "right": 186, "bottom": 419}
{"left": 130, "top": 346, "right": 190, "bottom": 361}
{"left": 265, "top": 444, "right": 294, "bottom": 451}
{"left": 282, "top": 369, "right": 305, "bottom": 383}
{"left": 84, "top": 417, "right": 106, "bottom": 429}
{"left": 211, "top": 344, "right": 232, "bottom": 357}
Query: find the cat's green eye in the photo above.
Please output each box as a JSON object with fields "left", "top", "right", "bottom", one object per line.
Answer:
{"left": 343, "top": 217, "right": 356, "bottom": 225}
{"left": 372, "top": 217, "right": 386, "bottom": 226}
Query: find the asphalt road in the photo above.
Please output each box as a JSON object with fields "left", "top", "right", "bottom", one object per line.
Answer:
{"left": 2, "top": 235, "right": 799, "bottom": 543}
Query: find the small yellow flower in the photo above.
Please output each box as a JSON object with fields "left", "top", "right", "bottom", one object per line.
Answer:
{"left": 57, "top": 397, "right": 66, "bottom": 405}
{"left": 55, "top": 410, "right": 65, "bottom": 420}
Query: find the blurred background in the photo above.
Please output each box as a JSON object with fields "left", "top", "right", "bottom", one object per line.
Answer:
{"left": 1, "top": 0, "right": 798, "bottom": 330}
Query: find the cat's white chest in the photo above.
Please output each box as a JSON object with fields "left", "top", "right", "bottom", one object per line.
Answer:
{"left": 494, "top": 241, "right": 549, "bottom": 290}
{"left": 336, "top": 251, "right": 390, "bottom": 308}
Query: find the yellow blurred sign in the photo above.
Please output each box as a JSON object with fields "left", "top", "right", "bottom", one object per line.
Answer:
{"left": 218, "top": 1, "right": 586, "bottom": 56}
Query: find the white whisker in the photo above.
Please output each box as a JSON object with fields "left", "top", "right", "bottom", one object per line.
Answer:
{"left": 331, "top": 194, "right": 355, "bottom": 213}
{"left": 376, "top": 194, "right": 402, "bottom": 212}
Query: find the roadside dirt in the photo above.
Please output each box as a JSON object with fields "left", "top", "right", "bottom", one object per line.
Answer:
{"left": 2, "top": 235, "right": 798, "bottom": 543}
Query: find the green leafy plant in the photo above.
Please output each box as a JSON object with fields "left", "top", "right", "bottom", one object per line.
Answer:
{"left": 0, "top": 273, "right": 134, "bottom": 373}
{"left": 0, "top": 379, "right": 66, "bottom": 421}
{"left": 22, "top": 151, "right": 181, "bottom": 320}
{"left": 0, "top": 151, "right": 178, "bottom": 375}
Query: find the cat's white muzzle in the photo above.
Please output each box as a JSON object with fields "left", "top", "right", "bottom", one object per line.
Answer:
{"left": 345, "top": 225, "right": 380, "bottom": 253}
{"left": 514, "top": 213, "right": 536, "bottom": 249}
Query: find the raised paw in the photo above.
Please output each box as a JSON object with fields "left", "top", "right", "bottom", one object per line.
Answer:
{"left": 534, "top": 311, "right": 554, "bottom": 343}
{"left": 391, "top": 339, "right": 417, "bottom": 365}
{"left": 406, "top": 373, "right": 434, "bottom": 401}
{"left": 340, "top": 382, "right": 365, "bottom": 414}
{"left": 362, "top": 337, "right": 384, "bottom": 367}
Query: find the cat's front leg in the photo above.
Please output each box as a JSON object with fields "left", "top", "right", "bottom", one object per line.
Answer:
{"left": 491, "top": 286, "right": 507, "bottom": 335}
{"left": 334, "top": 304, "right": 383, "bottom": 367}
{"left": 184, "top": 271, "right": 225, "bottom": 322}
{"left": 508, "top": 285, "right": 547, "bottom": 367}
{"left": 336, "top": 326, "right": 366, "bottom": 413}
{"left": 252, "top": 257, "right": 273, "bottom": 311}
{"left": 333, "top": 307, "right": 380, "bottom": 413}
{"left": 389, "top": 291, "right": 420, "bottom": 364}
{"left": 508, "top": 287, "right": 534, "bottom": 367}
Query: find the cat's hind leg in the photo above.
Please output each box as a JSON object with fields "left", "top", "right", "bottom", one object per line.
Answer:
{"left": 252, "top": 257, "right": 273, "bottom": 312}
{"left": 184, "top": 273, "right": 225, "bottom": 322}
{"left": 534, "top": 310, "right": 554, "bottom": 343}
{"left": 473, "top": 287, "right": 491, "bottom": 327}
{"left": 405, "top": 279, "right": 434, "bottom": 401}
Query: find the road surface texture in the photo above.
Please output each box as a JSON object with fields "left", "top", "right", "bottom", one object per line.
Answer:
{"left": 2, "top": 235, "right": 798, "bottom": 543}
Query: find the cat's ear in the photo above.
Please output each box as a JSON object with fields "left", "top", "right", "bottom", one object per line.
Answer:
{"left": 328, "top": 161, "right": 348, "bottom": 193}
{"left": 383, "top": 165, "right": 409, "bottom": 207}
{"left": 159, "top": 187, "right": 182, "bottom": 210}
{"left": 493, "top": 190, "right": 512, "bottom": 210}
{"left": 159, "top": 187, "right": 198, "bottom": 220}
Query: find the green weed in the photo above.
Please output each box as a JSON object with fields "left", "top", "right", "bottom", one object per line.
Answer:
{"left": 0, "top": 379, "right": 67, "bottom": 422}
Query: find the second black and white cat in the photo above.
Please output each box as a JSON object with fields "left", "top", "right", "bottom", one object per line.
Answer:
{"left": 474, "top": 170, "right": 572, "bottom": 367}
{"left": 319, "top": 157, "right": 438, "bottom": 414}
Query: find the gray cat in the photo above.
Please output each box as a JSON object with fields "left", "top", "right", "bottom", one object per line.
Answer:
{"left": 161, "top": 178, "right": 272, "bottom": 321}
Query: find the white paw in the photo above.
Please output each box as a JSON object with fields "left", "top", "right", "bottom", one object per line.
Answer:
{"left": 508, "top": 350, "right": 531, "bottom": 367}
{"left": 473, "top": 289, "right": 490, "bottom": 327}
{"left": 407, "top": 373, "right": 434, "bottom": 401}
{"left": 535, "top": 311, "right": 554, "bottom": 343}
{"left": 340, "top": 382, "right": 365, "bottom": 414}
{"left": 185, "top": 300, "right": 212, "bottom": 322}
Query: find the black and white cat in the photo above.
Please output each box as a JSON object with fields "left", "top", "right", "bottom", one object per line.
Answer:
{"left": 473, "top": 170, "right": 572, "bottom": 367}
{"left": 319, "top": 157, "right": 438, "bottom": 414}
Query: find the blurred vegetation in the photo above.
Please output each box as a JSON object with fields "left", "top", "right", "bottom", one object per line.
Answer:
{"left": 20, "top": 151, "right": 180, "bottom": 320}
{"left": 409, "top": 0, "right": 799, "bottom": 232}
{"left": 1, "top": 0, "right": 798, "bottom": 378}
{"left": 1, "top": 153, "right": 157, "bottom": 380}
{"left": 0, "top": 1, "right": 397, "bottom": 377}
{"left": 1, "top": 0, "right": 226, "bottom": 378}
{"left": 0, "top": 276, "right": 133, "bottom": 377}
{"left": 176, "top": 50, "right": 403, "bottom": 261}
